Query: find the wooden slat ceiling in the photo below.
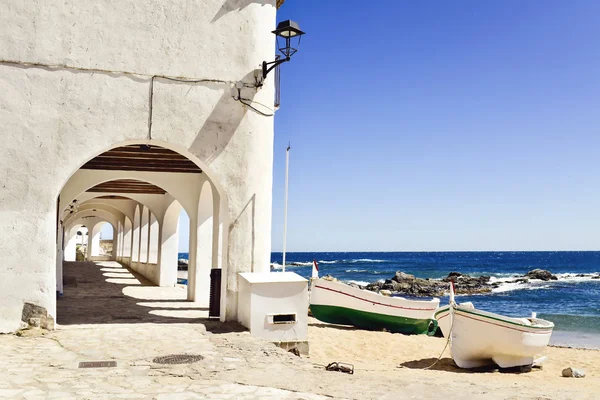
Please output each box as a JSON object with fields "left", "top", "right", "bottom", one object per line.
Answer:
{"left": 87, "top": 180, "right": 166, "bottom": 195}
{"left": 80, "top": 145, "right": 202, "bottom": 173}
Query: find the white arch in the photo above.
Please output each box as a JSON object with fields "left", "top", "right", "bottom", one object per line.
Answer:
{"left": 148, "top": 212, "right": 159, "bottom": 264}
{"left": 188, "top": 180, "right": 214, "bottom": 305}
{"left": 56, "top": 142, "right": 230, "bottom": 318}
{"left": 122, "top": 216, "right": 133, "bottom": 264}
{"left": 159, "top": 200, "right": 182, "bottom": 287}
{"left": 139, "top": 207, "right": 150, "bottom": 263}
{"left": 61, "top": 170, "right": 205, "bottom": 219}
{"left": 131, "top": 205, "right": 141, "bottom": 264}
{"left": 56, "top": 140, "right": 227, "bottom": 207}
{"left": 64, "top": 224, "right": 87, "bottom": 262}
{"left": 63, "top": 203, "right": 126, "bottom": 229}
{"left": 89, "top": 221, "right": 115, "bottom": 259}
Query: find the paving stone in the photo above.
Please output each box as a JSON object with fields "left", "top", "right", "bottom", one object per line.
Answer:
{"left": 0, "top": 262, "right": 336, "bottom": 400}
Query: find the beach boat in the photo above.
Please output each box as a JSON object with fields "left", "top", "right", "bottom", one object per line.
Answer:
{"left": 435, "top": 285, "right": 554, "bottom": 369}
{"left": 309, "top": 277, "right": 440, "bottom": 335}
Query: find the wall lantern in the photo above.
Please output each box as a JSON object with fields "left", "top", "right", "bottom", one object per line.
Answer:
{"left": 262, "top": 20, "right": 305, "bottom": 79}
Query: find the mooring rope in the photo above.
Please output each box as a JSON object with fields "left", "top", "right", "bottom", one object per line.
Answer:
{"left": 421, "top": 308, "right": 454, "bottom": 370}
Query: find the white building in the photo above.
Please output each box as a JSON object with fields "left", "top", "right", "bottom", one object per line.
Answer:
{"left": 0, "top": 0, "right": 289, "bottom": 333}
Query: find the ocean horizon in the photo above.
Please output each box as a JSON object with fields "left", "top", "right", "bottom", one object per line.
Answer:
{"left": 178, "top": 250, "right": 600, "bottom": 349}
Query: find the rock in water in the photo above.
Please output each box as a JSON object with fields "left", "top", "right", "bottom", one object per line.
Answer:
{"left": 562, "top": 367, "right": 585, "bottom": 378}
{"left": 525, "top": 269, "right": 558, "bottom": 281}
{"left": 392, "top": 272, "right": 415, "bottom": 282}
{"left": 446, "top": 271, "right": 463, "bottom": 280}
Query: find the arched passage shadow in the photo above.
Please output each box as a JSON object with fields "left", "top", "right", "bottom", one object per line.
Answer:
{"left": 58, "top": 260, "right": 242, "bottom": 334}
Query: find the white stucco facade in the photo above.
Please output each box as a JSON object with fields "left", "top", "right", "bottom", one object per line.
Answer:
{"left": 0, "top": 0, "right": 282, "bottom": 333}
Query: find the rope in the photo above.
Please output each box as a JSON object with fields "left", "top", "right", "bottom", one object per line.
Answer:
{"left": 314, "top": 309, "right": 455, "bottom": 373}
{"left": 422, "top": 309, "right": 454, "bottom": 370}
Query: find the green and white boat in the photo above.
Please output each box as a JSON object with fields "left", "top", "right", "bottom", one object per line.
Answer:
{"left": 434, "top": 284, "right": 554, "bottom": 369}
{"left": 309, "top": 278, "right": 439, "bottom": 335}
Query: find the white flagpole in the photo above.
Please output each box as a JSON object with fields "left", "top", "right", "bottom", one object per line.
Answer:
{"left": 282, "top": 144, "right": 291, "bottom": 272}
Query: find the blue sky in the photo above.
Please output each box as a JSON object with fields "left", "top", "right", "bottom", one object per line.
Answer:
{"left": 270, "top": 1, "right": 600, "bottom": 252}
{"left": 104, "top": 1, "right": 600, "bottom": 252}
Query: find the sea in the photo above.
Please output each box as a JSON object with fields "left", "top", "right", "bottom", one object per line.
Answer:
{"left": 179, "top": 251, "right": 600, "bottom": 349}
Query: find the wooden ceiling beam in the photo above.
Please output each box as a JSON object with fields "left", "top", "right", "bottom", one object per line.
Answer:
{"left": 83, "top": 161, "right": 197, "bottom": 169}
{"left": 80, "top": 145, "right": 202, "bottom": 173}
{"left": 95, "top": 153, "right": 189, "bottom": 160}
{"left": 81, "top": 165, "right": 201, "bottom": 173}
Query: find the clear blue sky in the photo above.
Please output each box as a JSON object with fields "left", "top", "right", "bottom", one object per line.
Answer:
{"left": 105, "top": 1, "right": 600, "bottom": 252}
{"left": 271, "top": 1, "right": 600, "bottom": 252}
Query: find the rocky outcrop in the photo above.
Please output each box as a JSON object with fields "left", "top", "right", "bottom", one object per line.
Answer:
{"left": 339, "top": 268, "right": 564, "bottom": 297}
{"left": 364, "top": 271, "right": 495, "bottom": 297}
{"left": 525, "top": 269, "right": 558, "bottom": 281}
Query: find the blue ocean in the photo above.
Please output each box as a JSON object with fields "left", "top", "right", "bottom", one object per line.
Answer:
{"left": 181, "top": 251, "right": 600, "bottom": 348}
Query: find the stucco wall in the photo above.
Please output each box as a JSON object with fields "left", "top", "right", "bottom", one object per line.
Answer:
{"left": 0, "top": 0, "right": 278, "bottom": 332}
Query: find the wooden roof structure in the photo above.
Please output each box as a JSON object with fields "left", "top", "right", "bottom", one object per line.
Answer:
{"left": 80, "top": 145, "right": 202, "bottom": 174}
{"left": 87, "top": 180, "right": 166, "bottom": 195}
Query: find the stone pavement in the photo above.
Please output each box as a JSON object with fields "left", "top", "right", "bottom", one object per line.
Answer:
{"left": 0, "top": 261, "right": 334, "bottom": 399}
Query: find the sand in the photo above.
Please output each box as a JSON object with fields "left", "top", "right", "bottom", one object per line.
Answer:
{"left": 306, "top": 317, "right": 600, "bottom": 399}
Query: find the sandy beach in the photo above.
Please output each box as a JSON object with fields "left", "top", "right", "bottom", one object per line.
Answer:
{"left": 306, "top": 316, "right": 600, "bottom": 399}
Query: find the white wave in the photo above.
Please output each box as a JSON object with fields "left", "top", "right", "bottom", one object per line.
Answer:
{"left": 271, "top": 261, "right": 312, "bottom": 268}
{"left": 489, "top": 273, "right": 599, "bottom": 294}
{"left": 554, "top": 273, "right": 600, "bottom": 282}
{"left": 345, "top": 280, "right": 370, "bottom": 286}
{"left": 492, "top": 282, "right": 552, "bottom": 293}
{"left": 345, "top": 269, "right": 369, "bottom": 273}
{"left": 492, "top": 282, "right": 526, "bottom": 293}
{"left": 346, "top": 259, "right": 387, "bottom": 263}
{"left": 288, "top": 261, "right": 313, "bottom": 266}
{"left": 489, "top": 275, "right": 520, "bottom": 284}
{"left": 318, "top": 260, "right": 337, "bottom": 264}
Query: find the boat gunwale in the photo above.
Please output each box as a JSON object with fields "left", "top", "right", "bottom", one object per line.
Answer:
{"left": 434, "top": 306, "right": 554, "bottom": 330}
{"left": 311, "top": 280, "right": 439, "bottom": 311}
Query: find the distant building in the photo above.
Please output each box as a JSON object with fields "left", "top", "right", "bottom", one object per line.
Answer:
{"left": 0, "top": 0, "right": 284, "bottom": 332}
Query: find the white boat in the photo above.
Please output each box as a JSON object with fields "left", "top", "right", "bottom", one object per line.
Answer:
{"left": 310, "top": 278, "right": 440, "bottom": 335}
{"left": 435, "top": 285, "right": 554, "bottom": 369}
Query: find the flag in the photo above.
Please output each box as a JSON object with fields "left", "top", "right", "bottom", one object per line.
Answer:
{"left": 312, "top": 259, "right": 319, "bottom": 279}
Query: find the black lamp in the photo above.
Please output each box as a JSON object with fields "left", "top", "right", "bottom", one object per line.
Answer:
{"left": 262, "top": 20, "right": 305, "bottom": 79}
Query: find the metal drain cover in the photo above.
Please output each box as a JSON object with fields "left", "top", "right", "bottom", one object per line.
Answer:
{"left": 152, "top": 354, "right": 204, "bottom": 365}
{"left": 79, "top": 361, "right": 117, "bottom": 368}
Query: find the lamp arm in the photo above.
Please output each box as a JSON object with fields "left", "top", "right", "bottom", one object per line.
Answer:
{"left": 262, "top": 57, "right": 290, "bottom": 78}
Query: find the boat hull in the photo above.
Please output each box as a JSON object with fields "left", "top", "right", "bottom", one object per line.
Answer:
{"left": 435, "top": 305, "right": 554, "bottom": 369}
{"left": 310, "top": 279, "right": 439, "bottom": 335}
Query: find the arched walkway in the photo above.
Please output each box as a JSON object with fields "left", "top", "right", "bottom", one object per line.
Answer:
{"left": 56, "top": 143, "right": 227, "bottom": 324}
